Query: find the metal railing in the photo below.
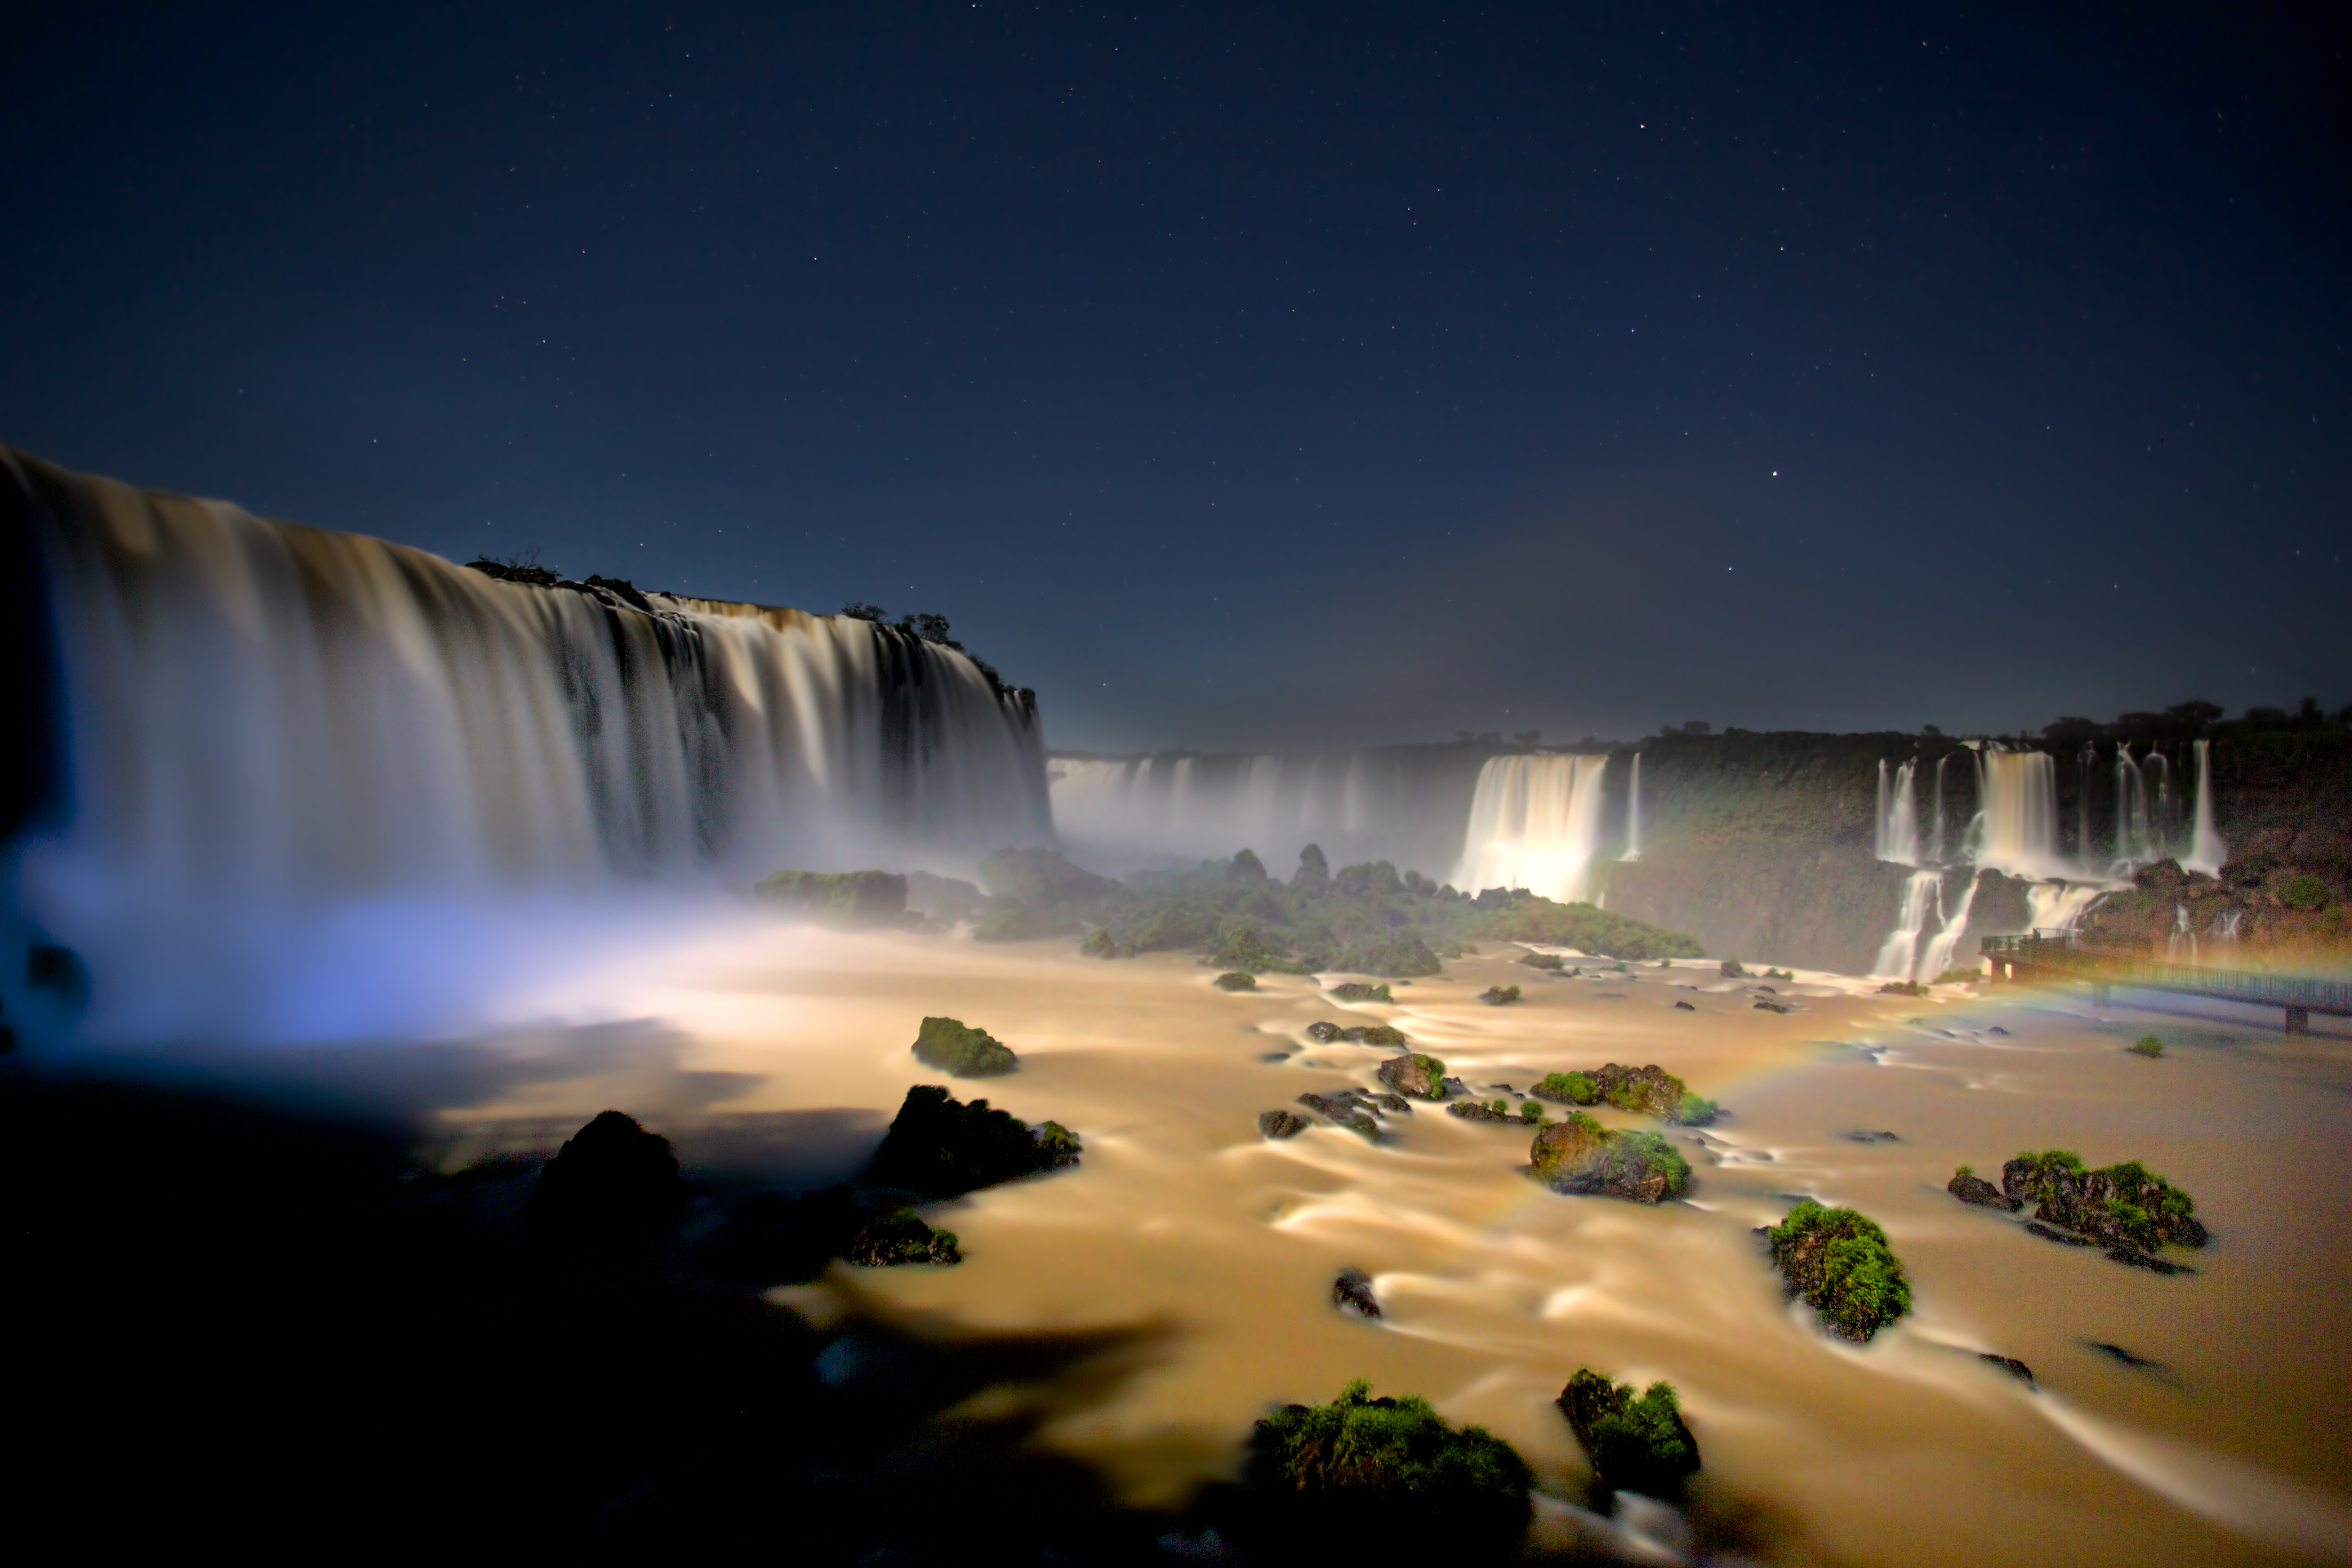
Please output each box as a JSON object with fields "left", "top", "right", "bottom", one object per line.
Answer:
{"left": 1980, "top": 934, "right": 2352, "bottom": 1015}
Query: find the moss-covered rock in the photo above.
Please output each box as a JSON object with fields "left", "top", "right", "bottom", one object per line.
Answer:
{"left": 1080, "top": 926, "right": 1119, "bottom": 958}
{"left": 1304, "top": 1020, "right": 1346, "bottom": 1042}
{"left": 1236, "top": 1381, "right": 1532, "bottom": 1557}
{"left": 1346, "top": 930, "right": 1443, "bottom": 978}
{"left": 1876, "top": 979, "right": 1930, "bottom": 996}
{"left": 1471, "top": 898, "right": 1704, "bottom": 960}
{"left": 1343, "top": 1023, "right": 1410, "bottom": 1047}
{"left": 1533, "top": 1071, "right": 1600, "bottom": 1106}
{"left": 1765, "top": 1200, "right": 1911, "bottom": 1340}
{"left": 2128, "top": 1035, "right": 2164, "bottom": 1058}
{"left": 753, "top": 868, "right": 910, "bottom": 928}
{"left": 1376, "top": 1053, "right": 1449, "bottom": 1100}
{"left": 1529, "top": 1113, "right": 1690, "bottom": 1203}
{"left": 1296, "top": 1090, "right": 1380, "bottom": 1138}
{"left": 846, "top": 1208, "right": 962, "bottom": 1266}
{"left": 1330, "top": 982, "right": 1394, "bottom": 1003}
{"left": 2001, "top": 1151, "right": 2206, "bottom": 1263}
{"left": 1557, "top": 1368, "right": 1700, "bottom": 1499}
{"left": 1520, "top": 952, "right": 1567, "bottom": 972}
{"left": 911, "top": 1015, "right": 1019, "bottom": 1076}
{"left": 1214, "top": 970, "right": 1258, "bottom": 991}
{"left": 1530, "top": 1062, "right": 1709, "bottom": 1122}
{"left": 1946, "top": 1168, "right": 2020, "bottom": 1210}
{"left": 1480, "top": 984, "right": 1522, "bottom": 1005}
{"left": 864, "top": 1085, "right": 1080, "bottom": 1197}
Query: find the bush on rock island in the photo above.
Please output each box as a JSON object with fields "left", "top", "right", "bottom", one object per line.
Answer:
{"left": 1376, "top": 1053, "right": 1450, "bottom": 1100}
{"left": 1557, "top": 1368, "right": 1701, "bottom": 1500}
{"left": 1765, "top": 1199, "right": 1911, "bottom": 1341}
{"left": 1530, "top": 1113, "right": 1690, "bottom": 1204}
{"left": 864, "top": 1085, "right": 1080, "bottom": 1199}
{"left": 911, "top": 1016, "right": 1019, "bottom": 1076}
{"left": 1214, "top": 971, "right": 1258, "bottom": 991}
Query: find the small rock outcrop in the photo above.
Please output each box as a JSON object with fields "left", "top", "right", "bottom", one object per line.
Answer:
{"left": 1258, "top": 1109, "right": 1310, "bottom": 1139}
{"left": 1375, "top": 1052, "right": 1449, "bottom": 1100}
{"left": 1297, "top": 1091, "right": 1380, "bottom": 1138}
{"left": 1530, "top": 1063, "right": 1717, "bottom": 1125}
{"left": 1946, "top": 1169, "right": 2021, "bottom": 1210}
{"left": 1530, "top": 1113, "right": 1690, "bottom": 1204}
{"left": 1480, "top": 984, "right": 1522, "bottom": 1005}
{"left": 1762, "top": 1199, "right": 1911, "bottom": 1341}
{"left": 1557, "top": 1368, "right": 1700, "bottom": 1499}
{"left": 754, "top": 868, "right": 911, "bottom": 929}
{"left": 527, "top": 1110, "right": 684, "bottom": 1240}
{"left": 1329, "top": 982, "right": 1395, "bottom": 1003}
{"left": 911, "top": 1015, "right": 1019, "bottom": 1076}
{"left": 1304, "top": 1020, "right": 1346, "bottom": 1042}
{"left": 1342, "top": 1023, "right": 1410, "bottom": 1046}
{"left": 1215, "top": 970, "right": 1259, "bottom": 991}
{"left": 1332, "top": 1267, "right": 1382, "bottom": 1317}
{"left": 846, "top": 1208, "right": 962, "bottom": 1266}
{"left": 1673, "top": 999, "right": 1696, "bottom": 1011}
{"left": 2001, "top": 1150, "right": 2207, "bottom": 1270}
{"left": 1980, "top": 1354, "right": 2035, "bottom": 1383}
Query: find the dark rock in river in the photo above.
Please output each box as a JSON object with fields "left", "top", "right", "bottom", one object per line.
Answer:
{"left": 1304, "top": 1020, "right": 1345, "bottom": 1042}
{"left": 846, "top": 1208, "right": 962, "bottom": 1267}
{"left": 1947, "top": 1171, "right": 2021, "bottom": 1210}
{"left": 1297, "top": 1092, "right": 1379, "bottom": 1138}
{"left": 1673, "top": 999, "right": 1696, "bottom": 1011}
{"left": 1258, "top": 1109, "right": 1310, "bottom": 1139}
{"left": 1342, "top": 1023, "right": 1410, "bottom": 1047}
{"left": 1375, "top": 1052, "right": 1449, "bottom": 1100}
{"left": 1980, "top": 1354, "right": 2035, "bottom": 1383}
{"left": 1373, "top": 1092, "right": 1413, "bottom": 1115}
{"left": 1846, "top": 1129, "right": 1900, "bottom": 1144}
{"left": 1557, "top": 1367, "right": 1700, "bottom": 1500}
{"left": 1529, "top": 1112, "right": 1690, "bottom": 1204}
{"left": 2003, "top": 1152, "right": 2207, "bottom": 1260}
{"left": 1753, "top": 998, "right": 1793, "bottom": 1013}
{"left": 911, "top": 1015, "right": 1019, "bottom": 1076}
{"left": 865, "top": 1085, "right": 1080, "bottom": 1198}
{"left": 528, "top": 1110, "right": 684, "bottom": 1241}
{"left": 1447, "top": 1099, "right": 1514, "bottom": 1123}
{"left": 1332, "top": 1267, "right": 1382, "bottom": 1318}
{"left": 2027, "top": 1220, "right": 2098, "bottom": 1247}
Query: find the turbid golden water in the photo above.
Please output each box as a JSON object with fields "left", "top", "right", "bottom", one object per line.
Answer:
{"left": 452, "top": 930, "right": 2352, "bottom": 1566}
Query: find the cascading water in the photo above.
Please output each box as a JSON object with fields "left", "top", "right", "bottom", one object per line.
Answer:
{"left": 1452, "top": 754, "right": 1611, "bottom": 903}
{"left": 2184, "top": 738, "right": 2228, "bottom": 874}
{"left": 7, "top": 449, "right": 1052, "bottom": 1032}
{"left": 1918, "top": 871, "right": 1985, "bottom": 981}
{"left": 1929, "top": 752, "right": 1950, "bottom": 866}
{"left": 2113, "top": 745, "right": 2159, "bottom": 871}
{"left": 1621, "top": 752, "right": 1642, "bottom": 862}
{"left": 1976, "top": 750, "right": 2073, "bottom": 880}
{"left": 2025, "top": 884, "right": 2105, "bottom": 933}
{"left": 1873, "top": 869, "right": 1941, "bottom": 978}
{"left": 1874, "top": 760, "right": 1920, "bottom": 865}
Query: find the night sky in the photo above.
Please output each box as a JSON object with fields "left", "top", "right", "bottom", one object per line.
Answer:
{"left": 6, "top": 3, "right": 2345, "bottom": 751}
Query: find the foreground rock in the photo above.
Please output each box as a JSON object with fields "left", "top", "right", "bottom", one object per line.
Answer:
{"left": 1557, "top": 1368, "right": 1700, "bottom": 1499}
{"left": 865, "top": 1085, "right": 1081, "bottom": 1198}
{"left": 1332, "top": 1268, "right": 1381, "bottom": 1317}
{"left": 2000, "top": 1150, "right": 2207, "bottom": 1270}
{"left": 1945, "top": 1167, "right": 2021, "bottom": 1210}
{"left": 1236, "top": 1381, "right": 1531, "bottom": 1557}
{"left": 1530, "top": 1063, "right": 1717, "bottom": 1125}
{"left": 1376, "top": 1052, "right": 1450, "bottom": 1100}
{"left": 911, "top": 1015, "right": 1018, "bottom": 1076}
{"left": 1530, "top": 1113, "right": 1690, "bottom": 1203}
{"left": 527, "top": 1110, "right": 684, "bottom": 1240}
{"left": 1764, "top": 1199, "right": 1911, "bottom": 1340}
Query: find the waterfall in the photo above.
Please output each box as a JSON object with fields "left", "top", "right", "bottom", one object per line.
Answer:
{"left": 2025, "top": 884, "right": 2105, "bottom": 933}
{"left": 1918, "top": 871, "right": 1984, "bottom": 981}
{"left": 2184, "top": 738, "right": 2227, "bottom": 874}
{"left": 1976, "top": 751, "right": 2069, "bottom": 879}
{"left": 1621, "top": 753, "right": 1643, "bottom": 861}
{"left": 1929, "top": 752, "right": 1951, "bottom": 865}
{"left": 8, "top": 449, "right": 1051, "bottom": 1007}
{"left": 2148, "top": 752, "right": 2176, "bottom": 858}
{"left": 2167, "top": 904, "right": 2196, "bottom": 964}
{"left": 1873, "top": 869, "right": 1941, "bottom": 978}
{"left": 2114, "top": 745, "right": 2156, "bottom": 870}
{"left": 1452, "top": 754, "right": 1611, "bottom": 903}
{"left": 2077, "top": 744, "right": 2097, "bottom": 871}
{"left": 1874, "top": 760, "right": 1920, "bottom": 866}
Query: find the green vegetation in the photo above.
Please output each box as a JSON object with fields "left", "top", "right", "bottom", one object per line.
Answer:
{"left": 1535, "top": 1071, "right": 1599, "bottom": 1105}
{"left": 1765, "top": 1200, "right": 1912, "bottom": 1341}
{"left": 2128, "top": 1035, "right": 2165, "bottom": 1058}
{"left": 1330, "top": 982, "right": 1394, "bottom": 1003}
{"left": 752, "top": 868, "right": 910, "bottom": 928}
{"left": 1530, "top": 1112, "right": 1691, "bottom": 1202}
{"left": 1875, "top": 979, "right": 1930, "bottom": 996}
{"left": 865, "top": 1085, "right": 1081, "bottom": 1198}
{"left": 1354, "top": 929, "right": 1443, "bottom": 977}
{"left": 1557, "top": 1369, "right": 1701, "bottom": 1499}
{"left": 1080, "top": 927, "right": 1118, "bottom": 958}
{"left": 1481, "top": 984, "right": 1522, "bottom": 1005}
{"left": 1720, "top": 958, "right": 1746, "bottom": 978}
{"left": 1214, "top": 971, "right": 1258, "bottom": 991}
{"left": 1676, "top": 1091, "right": 1719, "bottom": 1125}
{"left": 1933, "top": 968, "right": 1980, "bottom": 984}
{"left": 2002, "top": 1151, "right": 2206, "bottom": 1254}
{"left": 845, "top": 1209, "right": 961, "bottom": 1267}
{"left": 1377, "top": 1053, "right": 1450, "bottom": 1099}
{"left": 1763, "top": 967, "right": 1795, "bottom": 981}
{"left": 1241, "top": 1381, "right": 1532, "bottom": 1557}
{"left": 1344, "top": 1023, "right": 1410, "bottom": 1046}
{"left": 1520, "top": 952, "right": 1566, "bottom": 971}
{"left": 911, "top": 1016, "right": 1018, "bottom": 1076}
{"left": 2280, "top": 873, "right": 2332, "bottom": 911}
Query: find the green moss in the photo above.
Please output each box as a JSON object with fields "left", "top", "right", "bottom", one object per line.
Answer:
{"left": 1520, "top": 952, "right": 1566, "bottom": 971}
{"left": 1720, "top": 958, "right": 1747, "bottom": 978}
{"left": 1876, "top": 979, "right": 1929, "bottom": 996}
{"left": 1348, "top": 930, "right": 1443, "bottom": 978}
{"left": 1674, "top": 1091, "right": 1718, "bottom": 1126}
{"left": 1530, "top": 1112, "right": 1691, "bottom": 1201}
{"left": 1765, "top": 1200, "right": 1912, "bottom": 1341}
{"left": 1536, "top": 1071, "right": 1600, "bottom": 1106}
{"left": 2128, "top": 1035, "right": 2164, "bottom": 1058}
{"left": 753, "top": 868, "right": 910, "bottom": 927}
{"left": 1481, "top": 984, "right": 1522, "bottom": 1005}
{"left": 1330, "top": 982, "right": 1394, "bottom": 1003}
{"left": 1472, "top": 900, "right": 1703, "bottom": 959}
{"left": 845, "top": 1208, "right": 962, "bottom": 1266}
{"left": 1241, "top": 1381, "right": 1532, "bottom": 1556}
{"left": 2280, "top": 873, "right": 2331, "bottom": 911}
{"left": 1215, "top": 971, "right": 1258, "bottom": 991}
{"left": 1557, "top": 1368, "right": 1700, "bottom": 1499}
{"left": 1080, "top": 926, "right": 1118, "bottom": 959}
{"left": 1932, "top": 968, "right": 1980, "bottom": 984}
{"left": 911, "top": 1016, "right": 1019, "bottom": 1076}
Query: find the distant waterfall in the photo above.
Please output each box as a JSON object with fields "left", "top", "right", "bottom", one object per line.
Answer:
{"left": 8, "top": 449, "right": 1051, "bottom": 940}
{"left": 1976, "top": 751, "right": 2070, "bottom": 880}
{"left": 1874, "top": 760, "right": 1920, "bottom": 865}
{"left": 1453, "top": 754, "right": 1611, "bottom": 903}
{"left": 2114, "top": 745, "right": 2155, "bottom": 869}
{"left": 1873, "top": 869, "right": 1941, "bottom": 978}
{"left": 1929, "top": 752, "right": 1952, "bottom": 865}
{"left": 2184, "top": 738, "right": 2228, "bottom": 874}
{"left": 1918, "top": 871, "right": 1984, "bottom": 980}
{"left": 2025, "top": 884, "right": 2105, "bottom": 933}
{"left": 1621, "top": 753, "right": 1643, "bottom": 862}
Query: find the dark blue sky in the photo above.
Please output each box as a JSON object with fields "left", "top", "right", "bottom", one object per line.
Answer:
{"left": 6, "top": 2, "right": 2345, "bottom": 751}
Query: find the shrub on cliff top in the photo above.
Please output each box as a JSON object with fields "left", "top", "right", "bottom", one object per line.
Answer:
{"left": 911, "top": 1016, "right": 1019, "bottom": 1076}
{"left": 1765, "top": 1200, "right": 1911, "bottom": 1341}
{"left": 1239, "top": 1381, "right": 1532, "bottom": 1557}
{"left": 1557, "top": 1369, "right": 1701, "bottom": 1500}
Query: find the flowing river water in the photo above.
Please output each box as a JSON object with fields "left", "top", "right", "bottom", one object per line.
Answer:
{"left": 436, "top": 930, "right": 2352, "bottom": 1566}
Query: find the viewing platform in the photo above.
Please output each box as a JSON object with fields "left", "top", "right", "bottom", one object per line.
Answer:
{"left": 1980, "top": 933, "right": 2352, "bottom": 1035}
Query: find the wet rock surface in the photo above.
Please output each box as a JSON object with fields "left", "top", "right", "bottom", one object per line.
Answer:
{"left": 1375, "top": 1053, "right": 1450, "bottom": 1100}
{"left": 1258, "top": 1109, "right": 1310, "bottom": 1139}
{"left": 1296, "top": 1090, "right": 1381, "bottom": 1138}
{"left": 1947, "top": 1172, "right": 2021, "bottom": 1210}
{"left": 1332, "top": 1267, "right": 1382, "bottom": 1318}
{"left": 2002, "top": 1152, "right": 2207, "bottom": 1269}
{"left": 1980, "top": 1354, "right": 2035, "bottom": 1383}
{"left": 1529, "top": 1112, "right": 1690, "bottom": 1204}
